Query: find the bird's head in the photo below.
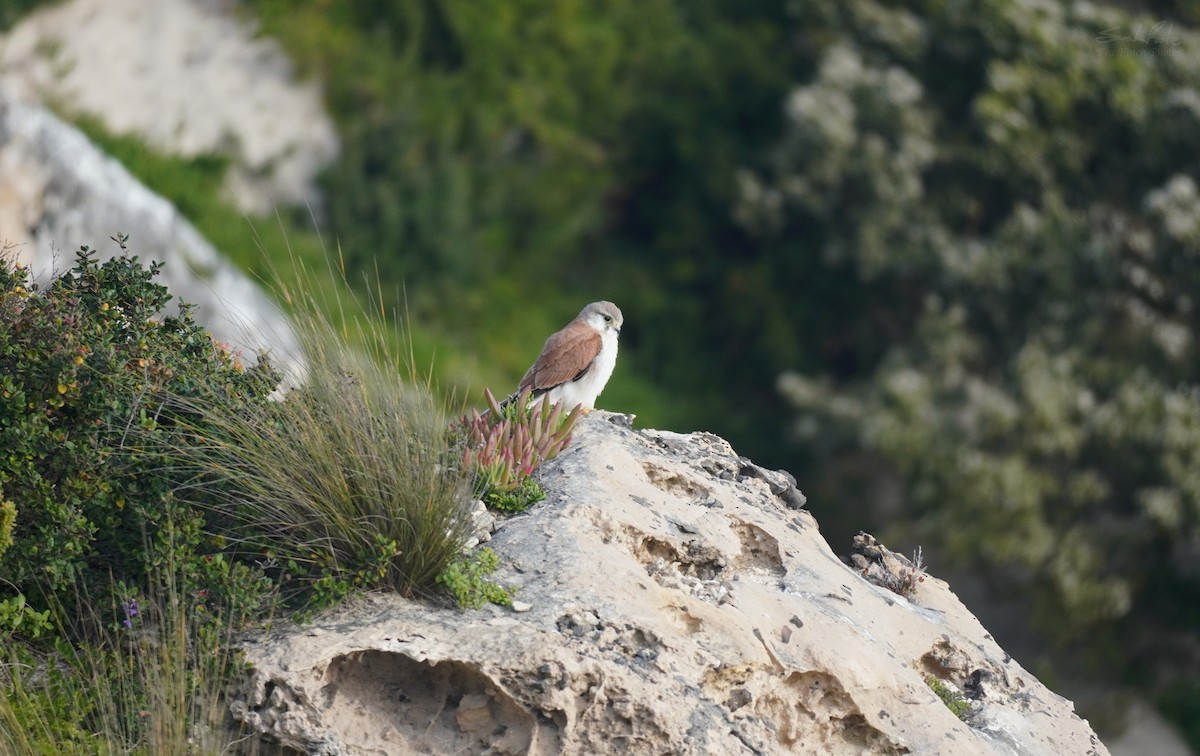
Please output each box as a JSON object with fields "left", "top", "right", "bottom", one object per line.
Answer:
{"left": 581, "top": 301, "right": 623, "bottom": 337}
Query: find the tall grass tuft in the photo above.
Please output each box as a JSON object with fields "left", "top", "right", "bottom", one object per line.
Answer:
{"left": 166, "top": 271, "right": 474, "bottom": 606}
{"left": 0, "top": 245, "right": 474, "bottom": 752}
{"left": 0, "top": 566, "right": 254, "bottom": 754}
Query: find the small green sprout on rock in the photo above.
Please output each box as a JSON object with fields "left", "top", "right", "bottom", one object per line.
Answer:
{"left": 436, "top": 547, "right": 514, "bottom": 609}
{"left": 926, "top": 676, "right": 972, "bottom": 721}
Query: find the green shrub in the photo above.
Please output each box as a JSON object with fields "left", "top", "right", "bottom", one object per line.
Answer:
{"left": 762, "top": 0, "right": 1200, "bottom": 710}
{"left": 0, "top": 238, "right": 485, "bottom": 747}
{"left": 0, "top": 593, "right": 52, "bottom": 639}
{"left": 0, "top": 242, "right": 279, "bottom": 627}
{"left": 0, "top": 494, "right": 14, "bottom": 559}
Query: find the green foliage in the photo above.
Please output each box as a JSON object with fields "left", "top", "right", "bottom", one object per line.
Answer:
{"left": 926, "top": 676, "right": 972, "bottom": 721}
{"left": 0, "top": 243, "right": 278, "bottom": 623}
{"left": 252, "top": 0, "right": 626, "bottom": 300}
{"left": 0, "top": 241, "right": 279, "bottom": 747}
{"left": 456, "top": 388, "right": 578, "bottom": 513}
{"left": 485, "top": 477, "right": 547, "bottom": 515}
{"left": 0, "top": 494, "right": 14, "bottom": 559}
{"left": 0, "top": 566, "right": 253, "bottom": 754}
{"left": 1, "top": 234, "right": 472, "bottom": 629}
{"left": 762, "top": 0, "right": 1200, "bottom": 692}
{"left": 0, "top": 240, "right": 472, "bottom": 748}
{"left": 435, "top": 547, "right": 513, "bottom": 609}
{"left": 0, "top": 593, "right": 52, "bottom": 639}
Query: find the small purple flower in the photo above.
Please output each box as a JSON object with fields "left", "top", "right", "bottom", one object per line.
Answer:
{"left": 122, "top": 599, "right": 140, "bottom": 628}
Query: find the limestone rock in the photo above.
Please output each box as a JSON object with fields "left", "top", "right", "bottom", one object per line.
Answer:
{"left": 0, "top": 0, "right": 339, "bottom": 215}
{"left": 463, "top": 499, "right": 497, "bottom": 551}
{"left": 233, "top": 413, "right": 1108, "bottom": 755}
{"left": 0, "top": 90, "right": 302, "bottom": 379}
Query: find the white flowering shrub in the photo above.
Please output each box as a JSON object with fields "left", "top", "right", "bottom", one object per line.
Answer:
{"left": 758, "top": 0, "right": 1200, "bottom": 720}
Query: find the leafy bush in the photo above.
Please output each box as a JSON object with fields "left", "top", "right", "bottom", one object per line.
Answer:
{"left": 0, "top": 593, "right": 51, "bottom": 640}
{"left": 754, "top": 0, "right": 1200, "bottom": 712}
{"left": 0, "top": 242, "right": 278, "bottom": 626}
{"left": 0, "top": 240, "right": 480, "bottom": 748}
{"left": 456, "top": 387, "right": 578, "bottom": 513}
{"left": 0, "top": 243, "right": 280, "bottom": 748}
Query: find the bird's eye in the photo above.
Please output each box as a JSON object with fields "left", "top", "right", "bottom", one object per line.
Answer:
{"left": 604, "top": 315, "right": 612, "bottom": 323}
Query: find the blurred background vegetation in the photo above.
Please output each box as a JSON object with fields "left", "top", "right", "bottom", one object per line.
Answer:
{"left": 6, "top": 0, "right": 1198, "bottom": 746}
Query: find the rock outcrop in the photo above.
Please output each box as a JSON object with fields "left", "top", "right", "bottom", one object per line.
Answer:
{"left": 0, "top": 0, "right": 338, "bottom": 215}
{"left": 0, "top": 90, "right": 302, "bottom": 378}
{"left": 234, "top": 413, "right": 1108, "bottom": 755}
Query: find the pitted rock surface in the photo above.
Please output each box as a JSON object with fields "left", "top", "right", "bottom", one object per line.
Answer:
{"left": 235, "top": 412, "right": 1108, "bottom": 756}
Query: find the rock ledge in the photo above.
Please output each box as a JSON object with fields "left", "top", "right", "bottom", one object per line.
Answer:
{"left": 235, "top": 412, "right": 1108, "bottom": 756}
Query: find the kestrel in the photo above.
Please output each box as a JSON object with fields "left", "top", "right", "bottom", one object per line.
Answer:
{"left": 504, "top": 301, "right": 623, "bottom": 411}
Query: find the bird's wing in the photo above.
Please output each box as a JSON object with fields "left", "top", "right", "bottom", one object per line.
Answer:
{"left": 519, "top": 321, "right": 602, "bottom": 393}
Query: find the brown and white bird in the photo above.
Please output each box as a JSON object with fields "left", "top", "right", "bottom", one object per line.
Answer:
{"left": 504, "top": 301, "right": 623, "bottom": 411}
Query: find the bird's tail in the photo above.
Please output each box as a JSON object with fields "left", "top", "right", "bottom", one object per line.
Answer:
{"left": 483, "top": 386, "right": 543, "bottom": 418}
{"left": 479, "top": 386, "right": 526, "bottom": 418}
{"left": 497, "top": 391, "right": 519, "bottom": 410}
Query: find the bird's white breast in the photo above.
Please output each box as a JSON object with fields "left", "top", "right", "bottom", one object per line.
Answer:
{"left": 546, "top": 328, "right": 618, "bottom": 410}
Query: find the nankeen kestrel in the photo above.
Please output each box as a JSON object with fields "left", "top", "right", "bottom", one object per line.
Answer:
{"left": 505, "top": 301, "right": 623, "bottom": 411}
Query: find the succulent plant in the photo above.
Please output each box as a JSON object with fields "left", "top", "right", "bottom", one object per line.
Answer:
{"left": 457, "top": 388, "right": 581, "bottom": 509}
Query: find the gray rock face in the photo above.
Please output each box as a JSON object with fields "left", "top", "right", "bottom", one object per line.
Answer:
{"left": 0, "top": 0, "right": 339, "bottom": 215}
{"left": 0, "top": 90, "right": 302, "bottom": 377}
{"left": 234, "top": 413, "right": 1109, "bottom": 755}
